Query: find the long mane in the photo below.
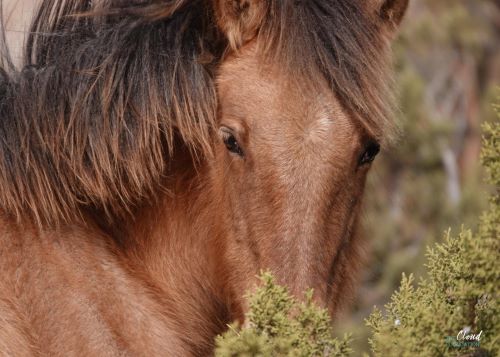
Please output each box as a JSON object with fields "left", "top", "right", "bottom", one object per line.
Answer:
{"left": 0, "top": 0, "right": 221, "bottom": 225}
{"left": 0, "top": 0, "right": 394, "bottom": 227}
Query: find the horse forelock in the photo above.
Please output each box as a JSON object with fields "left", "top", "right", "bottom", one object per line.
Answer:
{"left": 0, "top": 0, "right": 396, "bottom": 227}
{"left": 249, "top": 0, "right": 398, "bottom": 142}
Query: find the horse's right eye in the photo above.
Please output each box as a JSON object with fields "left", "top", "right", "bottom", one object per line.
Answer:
{"left": 358, "top": 141, "right": 380, "bottom": 166}
{"left": 220, "top": 128, "right": 244, "bottom": 156}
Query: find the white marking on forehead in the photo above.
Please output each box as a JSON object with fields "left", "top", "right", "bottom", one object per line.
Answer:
{"left": 315, "top": 116, "right": 334, "bottom": 132}
{"left": 305, "top": 111, "right": 334, "bottom": 143}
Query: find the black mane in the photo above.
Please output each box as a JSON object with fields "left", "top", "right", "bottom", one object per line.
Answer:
{"left": 0, "top": 0, "right": 221, "bottom": 225}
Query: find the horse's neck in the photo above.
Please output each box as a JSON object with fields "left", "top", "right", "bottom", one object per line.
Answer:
{"left": 119, "top": 156, "right": 237, "bottom": 350}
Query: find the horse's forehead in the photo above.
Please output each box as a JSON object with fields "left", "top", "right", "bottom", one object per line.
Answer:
{"left": 217, "top": 46, "right": 349, "bottom": 134}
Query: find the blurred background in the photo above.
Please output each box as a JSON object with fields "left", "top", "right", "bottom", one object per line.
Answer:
{"left": 2, "top": 0, "right": 35, "bottom": 64}
{"left": 3, "top": 0, "right": 500, "bottom": 355}
{"left": 337, "top": 0, "right": 500, "bottom": 354}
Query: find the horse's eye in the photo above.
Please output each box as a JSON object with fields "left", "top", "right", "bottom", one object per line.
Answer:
{"left": 220, "top": 128, "right": 244, "bottom": 156}
{"left": 358, "top": 141, "right": 380, "bottom": 166}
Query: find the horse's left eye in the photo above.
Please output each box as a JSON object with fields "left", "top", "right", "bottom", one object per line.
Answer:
{"left": 358, "top": 141, "right": 380, "bottom": 166}
{"left": 220, "top": 128, "right": 244, "bottom": 156}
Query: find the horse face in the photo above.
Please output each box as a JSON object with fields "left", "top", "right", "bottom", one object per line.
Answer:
{"left": 213, "top": 0, "right": 407, "bottom": 316}
{"left": 214, "top": 45, "right": 377, "bottom": 312}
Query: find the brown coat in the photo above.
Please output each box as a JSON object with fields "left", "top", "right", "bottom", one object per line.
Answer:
{"left": 0, "top": 0, "right": 408, "bottom": 355}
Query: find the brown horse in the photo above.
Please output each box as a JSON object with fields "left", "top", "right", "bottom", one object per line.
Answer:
{"left": 0, "top": 0, "right": 408, "bottom": 355}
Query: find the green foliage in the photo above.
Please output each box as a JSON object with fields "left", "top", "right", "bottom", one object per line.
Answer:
{"left": 215, "top": 273, "right": 352, "bottom": 357}
{"left": 481, "top": 104, "right": 500, "bottom": 189}
{"left": 366, "top": 108, "right": 500, "bottom": 356}
{"left": 349, "top": 1, "right": 497, "bottom": 352}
